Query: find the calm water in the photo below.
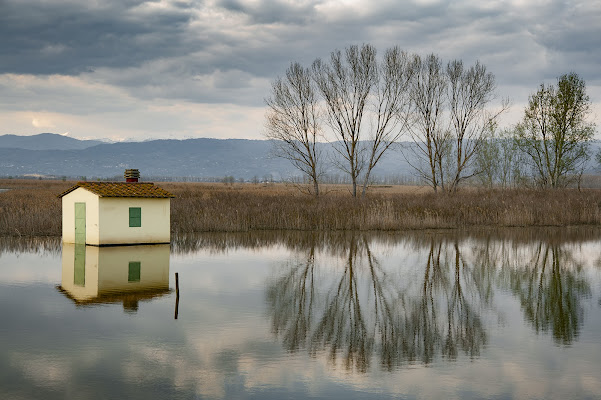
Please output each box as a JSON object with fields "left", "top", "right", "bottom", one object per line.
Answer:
{"left": 1, "top": 229, "right": 601, "bottom": 399}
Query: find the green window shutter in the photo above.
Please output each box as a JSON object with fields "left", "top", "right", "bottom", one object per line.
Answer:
{"left": 128, "top": 261, "right": 141, "bottom": 282}
{"left": 129, "top": 207, "right": 141, "bottom": 227}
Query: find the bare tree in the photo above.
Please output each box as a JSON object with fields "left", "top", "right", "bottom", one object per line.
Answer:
{"left": 406, "top": 54, "right": 449, "bottom": 192}
{"left": 265, "top": 62, "right": 323, "bottom": 196}
{"left": 360, "top": 47, "right": 416, "bottom": 197}
{"left": 312, "top": 44, "right": 377, "bottom": 197}
{"left": 406, "top": 56, "right": 505, "bottom": 191}
{"left": 312, "top": 44, "right": 415, "bottom": 198}
{"left": 516, "top": 72, "right": 595, "bottom": 188}
{"left": 446, "top": 60, "right": 503, "bottom": 191}
{"left": 267, "top": 45, "right": 415, "bottom": 198}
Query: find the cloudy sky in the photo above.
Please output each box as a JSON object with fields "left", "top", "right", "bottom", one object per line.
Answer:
{"left": 1, "top": 0, "right": 600, "bottom": 142}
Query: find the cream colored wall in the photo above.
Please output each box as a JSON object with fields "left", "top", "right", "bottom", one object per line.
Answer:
{"left": 61, "top": 243, "right": 170, "bottom": 302}
{"left": 61, "top": 188, "right": 100, "bottom": 244}
{"left": 98, "top": 197, "right": 170, "bottom": 244}
{"left": 61, "top": 243, "right": 100, "bottom": 301}
{"left": 96, "top": 244, "right": 170, "bottom": 293}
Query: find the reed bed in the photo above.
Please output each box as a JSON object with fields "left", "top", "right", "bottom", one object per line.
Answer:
{"left": 0, "top": 180, "right": 70, "bottom": 237}
{"left": 1, "top": 179, "right": 601, "bottom": 237}
{"left": 166, "top": 183, "right": 601, "bottom": 233}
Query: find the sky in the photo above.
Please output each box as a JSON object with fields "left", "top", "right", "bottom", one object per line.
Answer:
{"left": 1, "top": 0, "right": 600, "bottom": 142}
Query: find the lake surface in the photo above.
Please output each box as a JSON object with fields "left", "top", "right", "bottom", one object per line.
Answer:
{"left": 1, "top": 229, "right": 601, "bottom": 399}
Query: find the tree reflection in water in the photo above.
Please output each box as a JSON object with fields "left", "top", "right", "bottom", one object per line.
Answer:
{"left": 267, "top": 244, "right": 317, "bottom": 354}
{"left": 500, "top": 242, "right": 590, "bottom": 345}
{"left": 267, "top": 234, "right": 489, "bottom": 372}
{"left": 399, "top": 240, "right": 487, "bottom": 365}
{"left": 267, "top": 231, "right": 595, "bottom": 372}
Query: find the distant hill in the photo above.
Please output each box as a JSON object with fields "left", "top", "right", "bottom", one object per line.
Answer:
{"left": 0, "top": 133, "right": 104, "bottom": 150}
{"left": 5, "top": 133, "right": 596, "bottom": 182}
{"left": 0, "top": 134, "right": 412, "bottom": 181}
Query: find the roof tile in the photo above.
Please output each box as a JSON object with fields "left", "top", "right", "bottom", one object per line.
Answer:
{"left": 58, "top": 182, "right": 175, "bottom": 198}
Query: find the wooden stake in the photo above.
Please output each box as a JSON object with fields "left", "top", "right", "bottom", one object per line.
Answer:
{"left": 174, "top": 272, "right": 180, "bottom": 319}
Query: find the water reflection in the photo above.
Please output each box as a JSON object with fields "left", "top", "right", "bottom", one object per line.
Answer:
{"left": 495, "top": 242, "right": 591, "bottom": 345}
{"left": 171, "top": 227, "right": 601, "bottom": 255}
{"left": 58, "top": 244, "right": 171, "bottom": 312}
{"left": 0, "top": 236, "right": 61, "bottom": 256}
{"left": 267, "top": 230, "right": 596, "bottom": 371}
{"left": 268, "top": 234, "right": 487, "bottom": 371}
{"left": 401, "top": 239, "right": 487, "bottom": 364}
{"left": 1, "top": 229, "right": 601, "bottom": 399}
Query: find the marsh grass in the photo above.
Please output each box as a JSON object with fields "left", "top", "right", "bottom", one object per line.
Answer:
{"left": 165, "top": 183, "right": 601, "bottom": 233}
{"left": 1, "top": 179, "right": 601, "bottom": 237}
{"left": 0, "top": 180, "right": 69, "bottom": 237}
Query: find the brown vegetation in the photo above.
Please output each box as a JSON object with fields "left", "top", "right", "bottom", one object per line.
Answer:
{"left": 1, "top": 179, "right": 601, "bottom": 238}
{"left": 0, "top": 179, "right": 69, "bottom": 237}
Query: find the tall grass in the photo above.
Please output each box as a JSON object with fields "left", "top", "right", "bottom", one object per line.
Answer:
{"left": 1, "top": 179, "right": 601, "bottom": 237}
{"left": 165, "top": 182, "right": 601, "bottom": 232}
{"left": 0, "top": 180, "right": 69, "bottom": 237}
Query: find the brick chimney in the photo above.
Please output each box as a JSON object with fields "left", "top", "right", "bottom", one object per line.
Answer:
{"left": 124, "top": 169, "right": 140, "bottom": 183}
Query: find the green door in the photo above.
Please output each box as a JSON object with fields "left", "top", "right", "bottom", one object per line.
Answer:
{"left": 74, "top": 243, "right": 86, "bottom": 286}
{"left": 75, "top": 202, "right": 86, "bottom": 244}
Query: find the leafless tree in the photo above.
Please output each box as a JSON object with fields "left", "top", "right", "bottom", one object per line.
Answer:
{"left": 312, "top": 44, "right": 415, "bottom": 198}
{"left": 406, "top": 55, "right": 505, "bottom": 192}
{"left": 446, "top": 60, "right": 504, "bottom": 191}
{"left": 406, "top": 54, "right": 450, "bottom": 192}
{"left": 360, "top": 47, "right": 415, "bottom": 197}
{"left": 265, "top": 62, "right": 323, "bottom": 196}
{"left": 312, "top": 44, "right": 377, "bottom": 197}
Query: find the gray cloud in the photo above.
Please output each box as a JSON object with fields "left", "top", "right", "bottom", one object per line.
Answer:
{"left": 217, "top": 0, "right": 319, "bottom": 24}
{"left": 3, "top": 0, "right": 600, "bottom": 82}
{"left": 0, "top": 0, "right": 599, "bottom": 139}
{"left": 0, "top": 0, "right": 198, "bottom": 75}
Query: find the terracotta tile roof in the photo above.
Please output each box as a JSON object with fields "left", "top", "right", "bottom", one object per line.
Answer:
{"left": 58, "top": 182, "right": 175, "bottom": 198}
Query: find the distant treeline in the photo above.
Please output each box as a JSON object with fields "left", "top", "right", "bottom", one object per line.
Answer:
{"left": 0, "top": 173, "right": 424, "bottom": 186}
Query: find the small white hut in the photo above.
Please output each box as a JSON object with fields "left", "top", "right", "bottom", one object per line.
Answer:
{"left": 58, "top": 170, "right": 174, "bottom": 245}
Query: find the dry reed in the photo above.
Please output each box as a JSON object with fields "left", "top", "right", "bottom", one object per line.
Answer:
{"left": 1, "top": 179, "right": 601, "bottom": 237}
{"left": 165, "top": 183, "right": 601, "bottom": 233}
{"left": 0, "top": 179, "right": 69, "bottom": 237}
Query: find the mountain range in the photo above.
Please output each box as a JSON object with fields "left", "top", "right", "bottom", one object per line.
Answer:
{"left": 3, "top": 133, "right": 598, "bottom": 182}
{"left": 0, "top": 133, "right": 412, "bottom": 181}
{"left": 0, "top": 133, "right": 104, "bottom": 150}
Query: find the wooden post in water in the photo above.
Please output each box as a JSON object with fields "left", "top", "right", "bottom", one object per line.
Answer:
{"left": 174, "top": 272, "right": 180, "bottom": 319}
